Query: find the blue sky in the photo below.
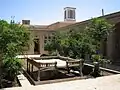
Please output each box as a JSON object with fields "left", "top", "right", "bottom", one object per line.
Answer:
{"left": 0, "top": 0, "right": 120, "bottom": 25}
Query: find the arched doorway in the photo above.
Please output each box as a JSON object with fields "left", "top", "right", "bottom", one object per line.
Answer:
{"left": 34, "top": 39, "right": 40, "bottom": 54}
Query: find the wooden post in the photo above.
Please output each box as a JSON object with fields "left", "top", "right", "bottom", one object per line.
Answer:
{"left": 28, "top": 63, "right": 30, "bottom": 73}
{"left": 37, "top": 67, "right": 40, "bottom": 81}
{"left": 29, "top": 63, "right": 31, "bottom": 72}
{"left": 79, "top": 59, "right": 84, "bottom": 76}
{"left": 66, "top": 60, "right": 70, "bottom": 74}
{"left": 55, "top": 61, "right": 57, "bottom": 69}
{"left": 46, "top": 63, "right": 48, "bottom": 67}
{"left": 31, "top": 65, "right": 33, "bottom": 73}
{"left": 31, "top": 65, "right": 33, "bottom": 77}
{"left": 27, "top": 58, "right": 28, "bottom": 72}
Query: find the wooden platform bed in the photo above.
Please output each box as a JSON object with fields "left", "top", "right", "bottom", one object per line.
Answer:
{"left": 26, "top": 56, "right": 84, "bottom": 81}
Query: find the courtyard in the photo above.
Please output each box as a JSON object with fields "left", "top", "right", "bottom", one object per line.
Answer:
{"left": 0, "top": 0, "right": 120, "bottom": 90}
{"left": 1, "top": 74, "right": 120, "bottom": 90}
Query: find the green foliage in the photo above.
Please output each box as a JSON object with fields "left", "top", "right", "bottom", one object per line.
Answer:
{"left": 0, "top": 20, "right": 30, "bottom": 80}
{"left": 44, "top": 41, "right": 56, "bottom": 52}
{"left": 89, "top": 18, "right": 112, "bottom": 41}
{"left": 45, "top": 18, "right": 113, "bottom": 59}
{"left": 45, "top": 29, "right": 95, "bottom": 58}
{"left": 0, "top": 20, "right": 30, "bottom": 57}
{"left": 85, "top": 18, "right": 113, "bottom": 51}
{"left": 3, "top": 57, "right": 22, "bottom": 80}
{"left": 91, "top": 54, "right": 110, "bottom": 68}
{"left": 92, "top": 54, "right": 102, "bottom": 62}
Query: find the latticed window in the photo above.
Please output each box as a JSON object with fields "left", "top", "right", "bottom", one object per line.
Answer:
{"left": 44, "top": 36, "right": 47, "bottom": 39}
{"left": 48, "top": 36, "right": 51, "bottom": 39}
{"left": 44, "top": 39, "right": 47, "bottom": 44}
{"left": 22, "top": 20, "right": 30, "bottom": 25}
{"left": 68, "top": 10, "right": 74, "bottom": 19}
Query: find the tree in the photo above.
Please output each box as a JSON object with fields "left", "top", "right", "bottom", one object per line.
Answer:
{"left": 0, "top": 20, "right": 30, "bottom": 86}
{"left": 45, "top": 29, "right": 95, "bottom": 59}
{"left": 0, "top": 20, "right": 30, "bottom": 57}
{"left": 45, "top": 18, "right": 113, "bottom": 59}
{"left": 86, "top": 18, "right": 113, "bottom": 75}
{"left": 85, "top": 18, "right": 113, "bottom": 54}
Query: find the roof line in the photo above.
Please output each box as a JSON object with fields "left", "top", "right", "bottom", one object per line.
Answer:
{"left": 57, "top": 10, "right": 120, "bottom": 30}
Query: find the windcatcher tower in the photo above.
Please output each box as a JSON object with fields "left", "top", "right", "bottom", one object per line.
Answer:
{"left": 64, "top": 7, "right": 76, "bottom": 22}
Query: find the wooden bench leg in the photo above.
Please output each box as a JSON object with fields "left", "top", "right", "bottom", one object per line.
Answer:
{"left": 27, "top": 59, "right": 28, "bottom": 72}
{"left": 31, "top": 65, "right": 33, "bottom": 73}
{"left": 79, "top": 63, "right": 83, "bottom": 76}
{"left": 66, "top": 61, "right": 70, "bottom": 74}
{"left": 37, "top": 68, "right": 40, "bottom": 81}
{"left": 67, "top": 67, "right": 70, "bottom": 74}
{"left": 28, "top": 63, "right": 30, "bottom": 74}
{"left": 80, "top": 66, "right": 83, "bottom": 76}
{"left": 31, "top": 65, "right": 33, "bottom": 77}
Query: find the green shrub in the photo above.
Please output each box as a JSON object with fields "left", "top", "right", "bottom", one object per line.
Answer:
{"left": 0, "top": 20, "right": 30, "bottom": 83}
{"left": 3, "top": 57, "right": 22, "bottom": 81}
{"left": 91, "top": 54, "right": 102, "bottom": 62}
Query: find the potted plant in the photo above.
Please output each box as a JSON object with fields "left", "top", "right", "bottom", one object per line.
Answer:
{"left": 91, "top": 54, "right": 102, "bottom": 77}
{"left": 91, "top": 54, "right": 110, "bottom": 77}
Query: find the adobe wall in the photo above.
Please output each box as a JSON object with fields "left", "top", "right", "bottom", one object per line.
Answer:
{"left": 27, "top": 30, "right": 54, "bottom": 54}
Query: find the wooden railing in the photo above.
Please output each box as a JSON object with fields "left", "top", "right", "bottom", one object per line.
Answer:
{"left": 66, "top": 59, "right": 84, "bottom": 75}
{"left": 27, "top": 58, "right": 57, "bottom": 81}
{"left": 26, "top": 56, "right": 84, "bottom": 81}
